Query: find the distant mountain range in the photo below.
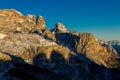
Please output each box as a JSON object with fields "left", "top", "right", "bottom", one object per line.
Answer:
{"left": 108, "top": 40, "right": 120, "bottom": 54}
{"left": 0, "top": 9, "right": 120, "bottom": 80}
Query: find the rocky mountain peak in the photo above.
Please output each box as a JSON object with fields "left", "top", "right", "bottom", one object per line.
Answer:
{"left": 36, "top": 16, "right": 46, "bottom": 31}
{"left": 0, "top": 9, "right": 47, "bottom": 36}
{"left": 98, "top": 40, "right": 118, "bottom": 56}
{"left": 51, "top": 22, "right": 68, "bottom": 33}
{"left": 108, "top": 40, "right": 120, "bottom": 55}
{"left": 0, "top": 9, "right": 23, "bottom": 16}
{"left": 76, "top": 32, "right": 119, "bottom": 68}
{"left": 108, "top": 40, "right": 120, "bottom": 45}
{"left": 76, "top": 32, "right": 99, "bottom": 53}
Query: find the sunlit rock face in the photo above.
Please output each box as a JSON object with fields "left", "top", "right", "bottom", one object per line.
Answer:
{"left": 0, "top": 9, "right": 35, "bottom": 34}
{"left": 98, "top": 40, "right": 118, "bottom": 56}
{"left": 0, "top": 9, "right": 56, "bottom": 41}
{"left": 51, "top": 22, "right": 68, "bottom": 33}
{"left": 36, "top": 16, "right": 46, "bottom": 32}
{"left": 76, "top": 33, "right": 119, "bottom": 68}
{"left": 0, "top": 9, "right": 46, "bottom": 35}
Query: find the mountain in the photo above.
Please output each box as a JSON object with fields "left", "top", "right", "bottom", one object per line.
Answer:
{"left": 108, "top": 40, "right": 120, "bottom": 55}
{"left": 108, "top": 40, "right": 120, "bottom": 45}
{"left": 0, "top": 9, "right": 120, "bottom": 80}
{"left": 51, "top": 22, "right": 68, "bottom": 33}
{"left": 98, "top": 40, "right": 118, "bottom": 56}
{"left": 0, "top": 9, "right": 56, "bottom": 41}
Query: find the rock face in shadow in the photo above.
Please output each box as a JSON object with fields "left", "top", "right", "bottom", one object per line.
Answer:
{"left": 33, "top": 46, "right": 89, "bottom": 80}
{"left": 2, "top": 63, "right": 59, "bottom": 80}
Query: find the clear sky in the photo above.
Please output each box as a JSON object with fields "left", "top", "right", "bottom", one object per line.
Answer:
{"left": 0, "top": 0, "right": 120, "bottom": 41}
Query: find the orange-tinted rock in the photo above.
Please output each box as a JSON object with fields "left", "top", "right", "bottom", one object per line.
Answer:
{"left": 76, "top": 33, "right": 119, "bottom": 68}
{"left": 36, "top": 16, "right": 46, "bottom": 32}
{"left": 0, "top": 9, "right": 46, "bottom": 35}
{"left": 42, "top": 29, "right": 56, "bottom": 41}
{"left": 51, "top": 22, "right": 68, "bottom": 33}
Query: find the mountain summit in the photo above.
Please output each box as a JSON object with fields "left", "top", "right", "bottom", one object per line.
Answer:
{"left": 51, "top": 22, "right": 68, "bottom": 33}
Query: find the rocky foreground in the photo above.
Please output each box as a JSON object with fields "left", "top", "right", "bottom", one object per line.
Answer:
{"left": 0, "top": 9, "right": 120, "bottom": 80}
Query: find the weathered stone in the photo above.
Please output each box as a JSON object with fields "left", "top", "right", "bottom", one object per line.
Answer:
{"left": 0, "top": 9, "right": 46, "bottom": 35}
{"left": 42, "top": 29, "right": 56, "bottom": 41}
{"left": 76, "top": 33, "right": 119, "bottom": 68}
{"left": 51, "top": 22, "right": 68, "bottom": 33}
{"left": 36, "top": 16, "right": 46, "bottom": 32}
{"left": 0, "top": 34, "right": 57, "bottom": 64}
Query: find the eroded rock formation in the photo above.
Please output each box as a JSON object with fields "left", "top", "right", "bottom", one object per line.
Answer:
{"left": 51, "top": 22, "right": 68, "bottom": 33}
{"left": 76, "top": 33, "right": 119, "bottom": 68}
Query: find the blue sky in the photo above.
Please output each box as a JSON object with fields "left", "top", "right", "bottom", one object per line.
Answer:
{"left": 0, "top": 0, "right": 120, "bottom": 41}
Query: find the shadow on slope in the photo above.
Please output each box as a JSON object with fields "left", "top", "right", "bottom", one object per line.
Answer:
{"left": 55, "top": 33, "right": 79, "bottom": 52}
{"left": 0, "top": 52, "right": 59, "bottom": 80}
{"left": 33, "top": 50, "right": 89, "bottom": 80}
{"left": 33, "top": 48, "right": 120, "bottom": 80}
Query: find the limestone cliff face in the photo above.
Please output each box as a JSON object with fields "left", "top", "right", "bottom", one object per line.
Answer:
{"left": 76, "top": 33, "right": 119, "bottom": 68}
{"left": 42, "top": 29, "right": 56, "bottom": 41}
{"left": 51, "top": 22, "right": 68, "bottom": 33}
{"left": 0, "top": 9, "right": 56, "bottom": 41}
{"left": 0, "top": 9, "right": 46, "bottom": 35}
{"left": 36, "top": 16, "right": 46, "bottom": 31}
{"left": 0, "top": 9, "right": 34, "bottom": 34}
{"left": 98, "top": 40, "right": 118, "bottom": 56}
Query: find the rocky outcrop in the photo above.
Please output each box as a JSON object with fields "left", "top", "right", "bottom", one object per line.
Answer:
{"left": 51, "top": 22, "right": 68, "bottom": 33}
{"left": 76, "top": 33, "right": 119, "bottom": 68}
{"left": 99, "top": 40, "right": 118, "bottom": 56}
{"left": 42, "top": 29, "right": 56, "bottom": 41}
{"left": 0, "top": 9, "right": 46, "bottom": 35}
{"left": 36, "top": 16, "right": 46, "bottom": 32}
{"left": 51, "top": 23, "right": 79, "bottom": 49}
{"left": 0, "top": 9, "right": 35, "bottom": 34}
